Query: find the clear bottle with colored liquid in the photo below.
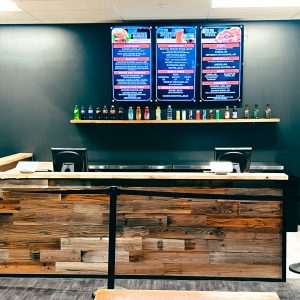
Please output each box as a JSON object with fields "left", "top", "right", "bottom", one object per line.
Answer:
{"left": 136, "top": 106, "right": 142, "bottom": 120}
{"left": 110, "top": 105, "right": 116, "bottom": 120}
{"left": 80, "top": 105, "right": 86, "bottom": 120}
{"left": 167, "top": 105, "right": 173, "bottom": 120}
{"left": 102, "top": 105, "right": 109, "bottom": 120}
{"left": 118, "top": 106, "right": 124, "bottom": 120}
{"left": 156, "top": 106, "right": 161, "bottom": 120}
{"left": 128, "top": 107, "right": 134, "bottom": 120}
{"left": 244, "top": 104, "right": 250, "bottom": 118}
{"left": 253, "top": 104, "right": 260, "bottom": 119}
{"left": 265, "top": 104, "right": 272, "bottom": 118}
{"left": 88, "top": 105, "right": 94, "bottom": 120}
{"left": 232, "top": 106, "right": 238, "bottom": 119}
{"left": 224, "top": 106, "right": 230, "bottom": 119}
{"left": 95, "top": 106, "right": 102, "bottom": 120}
{"left": 73, "top": 105, "right": 80, "bottom": 120}
{"left": 144, "top": 106, "right": 150, "bottom": 120}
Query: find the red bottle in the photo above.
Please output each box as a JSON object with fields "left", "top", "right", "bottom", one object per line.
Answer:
{"left": 144, "top": 106, "right": 150, "bottom": 120}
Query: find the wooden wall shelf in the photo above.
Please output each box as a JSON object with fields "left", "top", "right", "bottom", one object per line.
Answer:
{"left": 70, "top": 118, "right": 280, "bottom": 124}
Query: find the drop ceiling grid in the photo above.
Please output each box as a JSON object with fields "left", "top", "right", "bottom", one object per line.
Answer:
{"left": 0, "top": 0, "right": 299, "bottom": 23}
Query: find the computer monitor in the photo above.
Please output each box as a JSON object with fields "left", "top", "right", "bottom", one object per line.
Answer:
{"left": 51, "top": 148, "right": 88, "bottom": 172}
{"left": 214, "top": 147, "right": 252, "bottom": 173}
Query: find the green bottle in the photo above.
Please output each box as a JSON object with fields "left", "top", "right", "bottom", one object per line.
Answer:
{"left": 74, "top": 105, "right": 80, "bottom": 120}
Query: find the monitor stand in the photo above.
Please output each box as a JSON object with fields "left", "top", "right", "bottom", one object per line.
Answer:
{"left": 232, "top": 163, "right": 241, "bottom": 173}
{"left": 61, "top": 163, "right": 75, "bottom": 172}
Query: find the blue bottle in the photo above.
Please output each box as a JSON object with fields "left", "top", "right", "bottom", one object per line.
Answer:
{"left": 128, "top": 107, "right": 134, "bottom": 120}
{"left": 202, "top": 109, "right": 207, "bottom": 120}
{"left": 80, "top": 105, "right": 86, "bottom": 120}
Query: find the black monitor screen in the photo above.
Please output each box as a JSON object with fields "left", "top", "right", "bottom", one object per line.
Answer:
{"left": 214, "top": 147, "right": 252, "bottom": 173}
{"left": 51, "top": 148, "right": 88, "bottom": 172}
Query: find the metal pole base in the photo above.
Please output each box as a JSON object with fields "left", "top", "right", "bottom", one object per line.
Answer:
{"left": 289, "top": 262, "right": 300, "bottom": 274}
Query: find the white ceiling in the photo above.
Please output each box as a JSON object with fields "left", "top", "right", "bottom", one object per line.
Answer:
{"left": 0, "top": 0, "right": 299, "bottom": 24}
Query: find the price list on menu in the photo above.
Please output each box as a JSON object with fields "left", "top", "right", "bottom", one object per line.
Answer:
{"left": 156, "top": 27, "right": 196, "bottom": 101}
{"left": 200, "top": 26, "right": 243, "bottom": 102}
{"left": 112, "top": 26, "right": 152, "bottom": 101}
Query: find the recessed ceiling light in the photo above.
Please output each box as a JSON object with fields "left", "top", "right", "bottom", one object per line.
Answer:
{"left": 0, "top": 0, "right": 22, "bottom": 11}
{"left": 212, "top": 0, "right": 300, "bottom": 8}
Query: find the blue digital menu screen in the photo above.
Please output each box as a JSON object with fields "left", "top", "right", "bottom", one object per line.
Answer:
{"left": 112, "top": 26, "right": 152, "bottom": 101}
{"left": 156, "top": 26, "right": 196, "bottom": 101}
{"left": 200, "top": 26, "right": 243, "bottom": 102}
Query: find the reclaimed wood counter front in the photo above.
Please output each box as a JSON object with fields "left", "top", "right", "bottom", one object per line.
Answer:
{"left": 0, "top": 169, "right": 288, "bottom": 281}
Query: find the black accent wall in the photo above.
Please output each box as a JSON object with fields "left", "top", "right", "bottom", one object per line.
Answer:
{"left": 0, "top": 21, "right": 300, "bottom": 175}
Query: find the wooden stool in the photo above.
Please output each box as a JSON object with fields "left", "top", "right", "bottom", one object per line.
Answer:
{"left": 94, "top": 289, "right": 280, "bottom": 300}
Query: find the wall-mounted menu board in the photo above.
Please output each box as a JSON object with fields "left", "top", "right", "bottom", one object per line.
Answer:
{"left": 111, "top": 26, "right": 152, "bottom": 101}
{"left": 156, "top": 27, "right": 197, "bottom": 101}
{"left": 200, "top": 26, "right": 243, "bottom": 102}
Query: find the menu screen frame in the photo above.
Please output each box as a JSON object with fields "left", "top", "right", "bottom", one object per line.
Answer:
{"left": 155, "top": 26, "right": 197, "bottom": 102}
{"left": 111, "top": 26, "right": 152, "bottom": 102}
{"left": 200, "top": 25, "right": 244, "bottom": 103}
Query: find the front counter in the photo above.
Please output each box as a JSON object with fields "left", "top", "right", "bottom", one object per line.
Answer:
{"left": 0, "top": 166, "right": 292, "bottom": 283}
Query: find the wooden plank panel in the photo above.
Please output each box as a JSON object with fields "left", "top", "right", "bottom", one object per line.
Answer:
{"left": 20, "top": 200, "right": 74, "bottom": 212}
{"left": 0, "top": 224, "right": 69, "bottom": 238}
{"left": 0, "top": 262, "right": 55, "bottom": 274}
{"left": 207, "top": 217, "right": 281, "bottom": 229}
{"left": 123, "top": 227, "right": 149, "bottom": 238}
{"left": 61, "top": 238, "right": 107, "bottom": 251}
{"left": 210, "top": 252, "right": 281, "bottom": 265}
{"left": 129, "top": 250, "right": 209, "bottom": 264}
{"left": 8, "top": 249, "right": 31, "bottom": 262}
{"left": 0, "top": 238, "right": 60, "bottom": 249}
{"left": 191, "top": 200, "right": 238, "bottom": 215}
{"left": 185, "top": 239, "right": 207, "bottom": 251}
{"left": 74, "top": 202, "right": 109, "bottom": 214}
{"left": 40, "top": 250, "right": 81, "bottom": 263}
{"left": 207, "top": 240, "right": 281, "bottom": 254}
{"left": 0, "top": 180, "right": 48, "bottom": 189}
{"left": 13, "top": 212, "right": 36, "bottom": 224}
{"left": 164, "top": 263, "right": 281, "bottom": 278}
{"left": 3, "top": 192, "right": 60, "bottom": 202}
{"left": 55, "top": 262, "right": 107, "bottom": 274}
{"left": 225, "top": 232, "right": 280, "bottom": 241}
{"left": 132, "top": 198, "right": 191, "bottom": 214}
{"left": 240, "top": 202, "right": 282, "bottom": 217}
{"left": 0, "top": 249, "right": 9, "bottom": 261}
{"left": 148, "top": 226, "right": 224, "bottom": 239}
{"left": 61, "top": 194, "right": 108, "bottom": 201}
{"left": 36, "top": 212, "right": 103, "bottom": 225}
{"left": 125, "top": 214, "right": 168, "bottom": 227}
{"left": 142, "top": 238, "right": 185, "bottom": 251}
{"left": 61, "top": 237, "right": 142, "bottom": 251}
{"left": 0, "top": 214, "right": 13, "bottom": 225}
{"left": 167, "top": 215, "right": 207, "bottom": 227}
{"left": 119, "top": 187, "right": 282, "bottom": 196}
{"left": 82, "top": 250, "right": 128, "bottom": 263}
{"left": 116, "top": 262, "right": 164, "bottom": 275}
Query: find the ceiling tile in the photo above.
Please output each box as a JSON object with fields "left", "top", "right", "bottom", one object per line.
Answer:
{"left": 38, "top": 18, "right": 120, "bottom": 23}
{"left": 208, "top": 7, "right": 298, "bottom": 18}
{"left": 292, "top": 11, "right": 300, "bottom": 19}
{"left": 0, "top": 19, "right": 41, "bottom": 24}
{"left": 29, "top": 9, "right": 120, "bottom": 21}
{"left": 0, "top": 11, "right": 37, "bottom": 21}
{"left": 15, "top": 0, "right": 114, "bottom": 11}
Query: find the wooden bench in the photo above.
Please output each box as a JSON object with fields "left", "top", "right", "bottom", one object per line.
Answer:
{"left": 94, "top": 289, "right": 280, "bottom": 300}
{"left": 0, "top": 153, "right": 33, "bottom": 172}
